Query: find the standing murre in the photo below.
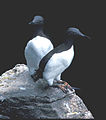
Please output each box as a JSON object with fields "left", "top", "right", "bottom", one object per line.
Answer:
{"left": 33, "top": 27, "right": 90, "bottom": 92}
{"left": 24, "top": 16, "right": 54, "bottom": 77}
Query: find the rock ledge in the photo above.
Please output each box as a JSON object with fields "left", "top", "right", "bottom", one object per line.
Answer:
{"left": 0, "top": 64, "right": 94, "bottom": 119}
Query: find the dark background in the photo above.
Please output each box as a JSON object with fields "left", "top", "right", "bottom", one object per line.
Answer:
{"left": 0, "top": 1, "right": 105, "bottom": 119}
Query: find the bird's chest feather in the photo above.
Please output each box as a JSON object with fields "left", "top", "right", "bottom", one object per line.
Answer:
{"left": 58, "top": 47, "right": 74, "bottom": 67}
{"left": 46, "top": 46, "right": 74, "bottom": 69}
{"left": 27, "top": 36, "right": 53, "bottom": 55}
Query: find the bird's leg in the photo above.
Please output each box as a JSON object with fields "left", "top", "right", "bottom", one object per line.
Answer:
{"left": 56, "top": 80, "right": 73, "bottom": 91}
{"left": 50, "top": 83, "right": 69, "bottom": 93}
{"left": 56, "top": 80, "right": 65, "bottom": 84}
{"left": 45, "top": 79, "right": 74, "bottom": 93}
{"left": 31, "top": 70, "right": 39, "bottom": 82}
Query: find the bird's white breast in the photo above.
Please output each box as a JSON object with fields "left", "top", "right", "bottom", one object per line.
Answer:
{"left": 44, "top": 45, "right": 74, "bottom": 75}
{"left": 25, "top": 36, "right": 53, "bottom": 75}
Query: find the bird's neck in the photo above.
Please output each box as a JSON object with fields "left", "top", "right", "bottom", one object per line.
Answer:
{"left": 64, "top": 38, "right": 74, "bottom": 48}
{"left": 32, "top": 25, "right": 45, "bottom": 38}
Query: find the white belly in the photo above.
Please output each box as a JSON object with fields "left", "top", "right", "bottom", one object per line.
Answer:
{"left": 24, "top": 36, "right": 53, "bottom": 75}
{"left": 43, "top": 45, "right": 74, "bottom": 80}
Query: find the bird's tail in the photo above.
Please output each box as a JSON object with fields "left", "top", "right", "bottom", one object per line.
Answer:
{"left": 72, "top": 87, "right": 80, "bottom": 90}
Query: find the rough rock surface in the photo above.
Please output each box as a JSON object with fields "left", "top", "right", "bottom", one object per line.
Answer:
{"left": 0, "top": 64, "right": 94, "bottom": 119}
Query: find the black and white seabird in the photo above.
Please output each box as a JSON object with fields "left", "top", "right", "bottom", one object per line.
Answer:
{"left": 24, "top": 16, "right": 54, "bottom": 77}
{"left": 33, "top": 27, "right": 90, "bottom": 92}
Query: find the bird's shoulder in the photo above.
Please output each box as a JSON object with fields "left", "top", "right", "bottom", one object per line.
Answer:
{"left": 51, "top": 45, "right": 74, "bottom": 64}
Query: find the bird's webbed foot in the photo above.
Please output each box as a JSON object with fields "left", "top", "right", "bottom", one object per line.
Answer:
{"left": 50, "top": 81, "right": 74, "bottom": 93}
{"left": 56, "top": 80, "right": 73, "bottom": 91}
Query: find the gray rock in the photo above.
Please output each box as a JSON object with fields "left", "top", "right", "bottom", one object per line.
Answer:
{"left": 0, "top": 64, "right": 94, "bottom": 119}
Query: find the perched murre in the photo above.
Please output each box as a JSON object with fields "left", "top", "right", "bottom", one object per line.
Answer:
{"left": 33, "top": 27, "right": 90, "bottom": 92}
{"left": 24, "top": 16, "right": 54, "bottom": 77}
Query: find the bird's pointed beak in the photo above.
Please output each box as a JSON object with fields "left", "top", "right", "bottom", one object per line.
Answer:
{"left": 83, "top": 35, "right": 91, "bottom": 40}
{"left": 28, "top": 21, "right": 34, "bottom": 25}
{"left": 79, "top": 32, "right": 91, "bottom": 40}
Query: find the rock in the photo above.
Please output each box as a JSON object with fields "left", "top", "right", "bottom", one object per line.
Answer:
{"left": 0, "top": 64, "right": 94, "bottom": 119}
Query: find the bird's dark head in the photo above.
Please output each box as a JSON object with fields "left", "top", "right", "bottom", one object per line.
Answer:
{"left": 29, "top": 16, "right": 44, "bottom": 25}
{"left": 66, "top": 27, "right": 91, "bottom": 40}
